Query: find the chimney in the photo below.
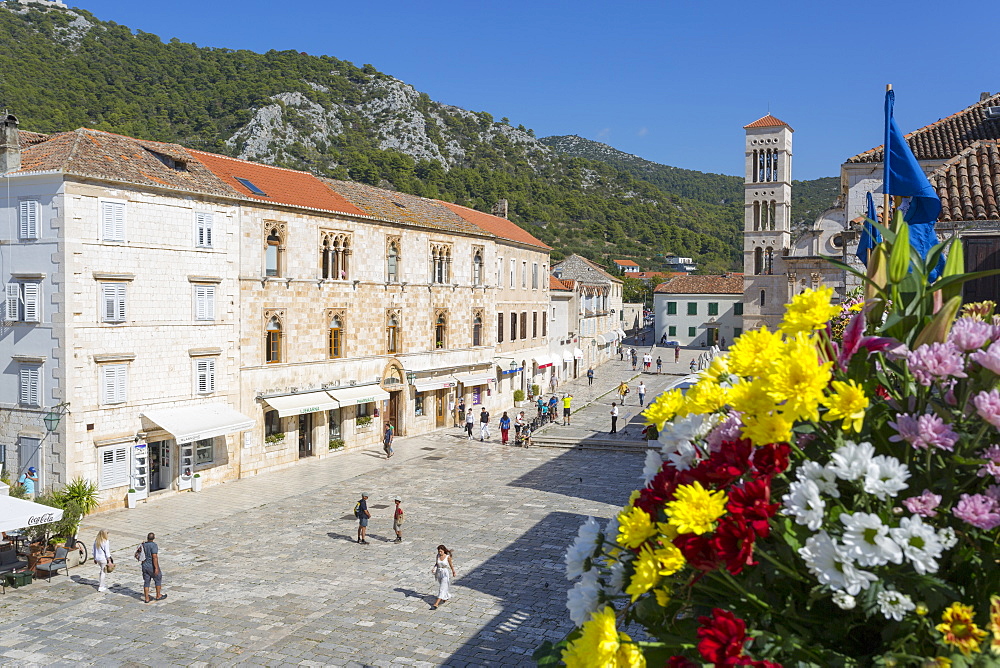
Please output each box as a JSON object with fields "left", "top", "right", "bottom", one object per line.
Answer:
{"left": 0, "top": 113, "right": 21, "bottom": 173}
{"left": 491, "top": 198, "right": 508, "bottom": 219}
{"left": 982, "top": 92, "right": 993, "bottom": 102}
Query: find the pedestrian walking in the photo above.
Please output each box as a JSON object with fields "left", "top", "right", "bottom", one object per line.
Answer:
{"left": 721, "top": 337, "right": 727, "bottom": 349}
{"left": 618, "top": 381, "right": 629, "bottom": 405}
{"left": 638, "top": 381, "right": 647, "bottom": 407}
{"left": 631, "top": 350, "right": 638, "bottom": 371}
{"left": 618, "top": 345, "right": 624, "bottom": 361}
{"left": 136, "top": 532, "right": 165, "bottom": 603}
{"left": 382, "top": 422, "right": 394, "bottom": 459}
{"left": 610, "top": 402, "right": 619, "bottom": 434}
{"left": 540, "top": 402, "right": 549, "bottom": 423}
{"left": 392, "top": 497, "right": 404, "bottom": 543}
{"left": 675, "top": 346, "right": 680, "bottom": 364}
{"left": 431, "top": 545, "right": 456, "bottom": 610}
{"left": 499, "top": 411, "right": 511, "bottom": 445}
{"left": 465, "top": 407, "right": 475, "bottom": 440}
{"left": 17, "top": 467, "right": 37, "bottom": 499}
{"left": 548, "top": 395, "right": 558, "bottom": 423}
{"left": 660, "top": 333, "right": 667, "bottom": 346}
{"left": 587, "top": 367, "right": 594, "bottom": 385}
{"left": 355, "top": 492, "right": 371, "bottom": 544}
{"left": 93, "top": 529, "right": 113, "bottom": 593}
{"left": 656, "top": 356, "right": 662, "bottom": 374}
{"left": 643, "top": 353, "right": 652, "bottom": 371}
{"left": 514, "top": 411, "right": 526, "bottom": 440}
{"left": 690, "top": 358, "right": 697, "bottom": 373}
{"left": 479, "top": 407, "right": 490, "bottom": 441}
{"left": 562, "top": 393, "right": 573, "bottom": 425}
{"left": 550, "top": 374, "right": 559, "bottom": 392}
{"left": 536, "top": 395, "right": 544, "bottom": 418}
{"left": 457, "top": 397, "right": 466, "bottom": 428}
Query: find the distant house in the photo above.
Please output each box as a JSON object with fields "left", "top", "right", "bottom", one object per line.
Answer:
{"left": 612, "top": 259, "right": 640, "bottom": 274}
{"left": 661, "top": 256, "right": 697, "bottom": 273}
{"left": 551, "top": 254, "right": 624, "bottom": 371}
{"left": 654, "top": 274, "right": 744, "bottom": 348}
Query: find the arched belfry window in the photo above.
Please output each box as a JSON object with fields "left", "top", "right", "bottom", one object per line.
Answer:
{"left": 754, "top": 247, "right": 763, "bottom": 275}
{"left": 434, "top": 312, "right": 447, "bottom": 349}
{"left": 753, "top": 201, "right": 761, "bottom": 231}
{"left": 329, "top": 314, "right": 343, "bottom": 359}
{"left": 760, "top": 290, "right": 766, "bottom": 307}
{"left": 265, "top": 316, "right": 282, "bottom": 363}
{"left": 765, "top": 248, "right": 774, "bottom": 275}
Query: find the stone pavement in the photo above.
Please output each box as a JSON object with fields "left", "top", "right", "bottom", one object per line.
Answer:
{"left": 0, "top": 422, "right": 645, "bottom": 666}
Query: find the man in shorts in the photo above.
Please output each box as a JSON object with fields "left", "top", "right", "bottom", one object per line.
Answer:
{"left": 138, "top": 532, "right": 165, "bottom": 603}
{"left": 562, "top": 393, "right": 573, "bottom": 426}
{"left": 392, "top": 497, "right": 404, "bottom": 543}
{"left": 356, "top": 493, "right": 371, "bottom": 544}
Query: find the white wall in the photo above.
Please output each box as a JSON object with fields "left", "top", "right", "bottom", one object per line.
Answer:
{"left": 654, "top": 293, "right": 742, "bottom": 347}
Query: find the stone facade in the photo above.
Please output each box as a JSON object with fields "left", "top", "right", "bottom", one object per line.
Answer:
{"left": 551, "top": 255, "right": 624, "bottom": 375}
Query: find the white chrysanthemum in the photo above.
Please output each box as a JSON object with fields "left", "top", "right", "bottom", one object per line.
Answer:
{"left": 863, "top": 455, "right": 910, "bottom": 500}
{"left": 938, "top": 526, "right": 958, "bottom": 550}
{"left": 660, "top": 414, "right": 708, "bottom": 451}
{"left": 796, "top": 460, "right": 841, "bottom": 498}
{"left": 799, "top": 531, "right": 877, "bottom": 595}
{"left": 783, "top": 479, "right": 826, "bottom": 530}
{"left": 605, "top": 560, "right": 626, "bottom": 596}
{"left": 889, "top": 515, "right": 944, "bottom": 575}
{"left": 876, "top": 589, "right": 916, "bottom": 621}
{"left": 832, "top": 591, "right": 856, "bottom": 610}
{"left": 829, "top": 441, "right": 876, "bottom": 482}
{"left": 840, "top": 512, "right": 903, "bottom": 566}
{"left": 642, "top": 449, "right": 664, "bottom": 486}
{"left": 564, "top": 517, "right": 601, "bottom": 581}
{"left": 566, "top": 569, "right": 601, "bottom": 626}
{"left": 664, "top": 440, "right": 698, "bottom": 471}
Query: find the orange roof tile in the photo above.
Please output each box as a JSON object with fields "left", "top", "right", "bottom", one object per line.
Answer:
{"left": 931, "top": 140, "right": 1000, "bottom": 222}
{"left": 654, "top": 274, "right": 744, "bottom": 294}
{"left": 743, "top": 114, "right": 793, "bottom": 131}
{"left": 190, "top": 150, "right": 365, "bottom": 216}
{"left": 549, "top": 275, "right": 572, "bottom": 291}
{"left": 437, "top": 200, "right": 550, "bottom": 250}
{"left": 321, "top": 180, "right": 480, "bottom": 234}
{"left": 614, "top": 259, "right": 640, "bottom": 267}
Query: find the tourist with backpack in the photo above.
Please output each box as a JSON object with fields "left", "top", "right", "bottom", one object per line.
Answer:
{"left": 134, "top": 532, "right": 165, "bottom": 603}
{"left": 355, "top": 493, "right": 371, "bottom": 544}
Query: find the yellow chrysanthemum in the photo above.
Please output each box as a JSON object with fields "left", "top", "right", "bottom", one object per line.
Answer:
{"left": 616, "top": 505, "right": 657, "bottom": 549}
{"left": 989, "top": 595, "right": 1000, "bottom": 655}
{"left": 741, "top": 412, "right": 793, "bottom": 446}
{"left": 821, "top": 380, "right": 869, "bottom": 432}
{"left": 665, "top": 481, "right": 728, "bottom": 535}
{"left": 763, "top": 333, "right": 831, "bottom": 422}
{"left": 642, "top": 388, "right": 686, "bottom": 430}
{"left": 726, "top": 379, "right": 778, "bottom": 418}
{"left": 562, "top": 606, "right": 645, "bottom": 668}
{"left": 727, "top": 327, "right": 784, "bottom": 378}
{"left": 625, "top": 542, "right": 685, "bottom": 601}
{"left": 654, "top": 586, "right": 672, "bottom": 607}
{"left": 684, "top": 379, "right": 728, "bottom": 415}
{"left": 779, "top": 286, "right": 842, "bottom": 335}
{"left": 936, "top": 602, "right": 987, "bottom": 657}
{"left": 704, "top": 355, "right": 731, "bottom": 384}
{"left": 921, "top": 659, "right": 952, "bottom": 668}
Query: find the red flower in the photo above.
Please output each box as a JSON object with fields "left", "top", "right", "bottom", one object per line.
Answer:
{"left": 667, "top": 658, "right": 699, "bottom": 668}
{"left": 697, "top": 608, "right": 750, "bottom": 665}
{"left": 727, "top": 478, "right": 779, "bottom": 538}
{"left": 694, "top": 438, "right": 753, "bottom": 487}
{"left": 751, "top": 443, "right": 790, "bottom": 477}
{"left": 675, "top": 532, "right": 720, "bottom": 572}
{"left": 711, "top": 516, "right": 758, "bottom": 574}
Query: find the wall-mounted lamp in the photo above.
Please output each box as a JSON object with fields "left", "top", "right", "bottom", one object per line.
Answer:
{"left": 405, "top": 370, "right": 416, "bottom": 385}
{"left": 43, "top": 402, "right": 70, "bottom": 432}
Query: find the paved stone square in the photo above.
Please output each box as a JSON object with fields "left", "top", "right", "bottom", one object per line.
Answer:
{"left": 0, "top": 428, "right": 643, "bottom": 666}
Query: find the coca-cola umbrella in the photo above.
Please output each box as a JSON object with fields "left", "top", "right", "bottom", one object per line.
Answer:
{"left": 0, "top": 495, "right": 64, "bottom": 533}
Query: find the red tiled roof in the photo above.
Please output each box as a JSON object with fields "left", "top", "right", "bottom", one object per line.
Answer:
{"left": 744, "top": 115, "right": 793, "bottom": 131}
{"left": 613, "top": 259, "right": 639, "bottom": 267}
{"left": 320, "top": 179, "right": 480, "bottom": 234}
{"left": 190, "top": 150, "right": 365, "bottom": 216}
{"left": 931, "top": 140, "right": 1000, "bottom": 222}
{"left": 847, "top": 93, "right": 1000, "bottom": 164}
{"left": 437, "top": 200, "right": 550, "bottom": 250}
{"left": 654, "top": 274, "right": 744, "bottom": 294}
{"left": 549, "top": 275, "right": 572, "bottom": 291}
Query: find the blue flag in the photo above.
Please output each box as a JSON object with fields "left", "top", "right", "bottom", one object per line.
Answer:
{"left": 884, "top": 90, "right": 943, "bottom": 274}
{"left": 855, "top": 192, "right": 881, "bottom": 266}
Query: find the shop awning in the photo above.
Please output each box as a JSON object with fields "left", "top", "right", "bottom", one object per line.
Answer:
{"left": 413, "top": 378, "right": 456, "bottom": 392}
{"left": 495, "top": 358, "right": 521, "bottom": 375}
{"left": 595, "top": 335, "right": 608, "bottom": 345}
{"left": 617, "top": 328, "right": 627, "bottom": 339}
{"left": 606, "top": 331, "right": 620, "bottom": 342}
{"left": 262, "top": 390, "right": 339, "bottom": 418}
{"left": 574, "top": 348, "right": 584, "bottom": 359}
{"left": 562, "top": 350, "right": 574, "bottom": 362}
{"left": 140, "top": 403, "right": 255, "bottom": 444}
{"left": 533, "top": 354, "right": 554, "bottom": 369}
{"left": 452, "top": 372, "right": 494, "bottom": 386}
{"left": 328, "top": 385, "right": 390, "bottom": 406}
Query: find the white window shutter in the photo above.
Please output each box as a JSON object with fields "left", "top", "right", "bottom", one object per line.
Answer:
{"left": 194, "top": 285, "right": 214, "bottom": 320}
{"left": 115, "top": 285, "right": 127, "bottom": 322}
{"left": 205, "top": 286, "right": 215, "bottom": 320}
{"left": 196, "top": 212, "right": 213, "bottom": 247}
{"left": 101, "top": 366, "right": 115, "bottom": 403}
{"left": 103, "top": 284, "right": 126, "bottom": 322}
{"left": 100, "top": 449, "right": 116, "bottom": 488}
{"left": 116, "top": 365, "right": 127, "bottom": 403}
{"left": 114, "top": 447, "right": 128, "bottom": 485}
{"left": 19, "top": 200, "right": 39, "bottom": 239}
{"left": 102, "top": 202, "right": 125, "bottom": 241}
{"left": 5, "top": 283, "right": 20, "bottom": 321}
{"left": 196, "top": 359, "right": 215, "bottom": 393}
{"left": 22, "top": 283, "right": 39, "bottom": 322}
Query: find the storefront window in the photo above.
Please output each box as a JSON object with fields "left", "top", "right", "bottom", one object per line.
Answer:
{"left": 264, "top": 410, "right": 281, "bottom": 437}
{"left": 357, "top": 402, "right": 371, "bottom": 419}
{"left": 195, "top": 438, "right": 214, "bottom": 465}
{"left": 328, "top": 408, "right": 341, "bottom": 438}
{"left": 414, "top": 393, "right": 425, "bottom": 416}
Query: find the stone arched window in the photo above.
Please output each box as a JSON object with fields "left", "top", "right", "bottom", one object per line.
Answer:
{"left": 329, "top": 314, "right": 344, "bottom": 359}
{"left": 753, "top": 247, "right": 763, "bottom": 275}
{"left": 760, "top": 290, "right": 766, "bottom": 307}
{"left": 387, "top": 240, "right": 400, "bottom": 282}
{"left": 472, "top": 248, "right": 483, "bottom": 286}
{"left": 434, "top": 311, "right": 447, "bottom": 349}
{"left": 265, "top": 316, "right": 283, "bottom": 363}
{"left": 472, "top": 312, "right": 483, "bottom": 347}
{"left": 753, "top": 201, "right": 761, "bottom": 231}
{"left": 265, "top": 224, "right": 284, "bottom": 277}
{"left": 333, "top": 234, "right": 351, "bottom": 280}
{"left": 320, "top": 235, "right": 332, "bottom": 278}
{"left": 431, "top": 244, "right": 452, "bottom": 284}
{"left": 386, "top": 311, "right": 400, "bottom": 354}
{"left": 765, "top": 247, "right": 774, "bottom": 275}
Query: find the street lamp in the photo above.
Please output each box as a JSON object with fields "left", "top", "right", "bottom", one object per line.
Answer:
{"left": 509, "top": 361, "right": 519, "bottom": 373}
{"left": 405, "top": 370, "right": 416, "bottom": 385}
{"left": 42, "top": 402, "right": 69, "bottom": 432}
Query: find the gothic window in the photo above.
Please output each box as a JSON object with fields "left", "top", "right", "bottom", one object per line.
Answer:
{"left": 472, "top": 248, "right": 483, "bottom": 286}
{"left": 386, "top": 312, "right": 400, "bottom": 354}
{"left": 265, "top": 229, "right": 282, "bottom": 277}
{"left": 431, "top": 244, "right": 452, "bottom": 284}
{"left": 329, "top": 314, "right": 343, "bottom": 359}
{"left": 753, "top": 201, "right": 761, "bottom": 231}
{"left": 387, "top": 240, "right": 400, "bottom": 282}
{"left": 754, "top": 247, "right": 763, "bottom": 275}
{"left": 334, "top": 234, "right": 351, "bottom": 280}
{"left": 321, "top": 236, "right": 331, "bottom": 278}
{"left": 760, "top": 290, "right": 766, "bottom": 307}
{"left": 434, "top": 312, "right": 447, "bottom": 349}
{"left": 473, "top": 312, "right": 483, "bottom": 347}
{"left": 265, "top": 316, "right": 282, "bottom": 363}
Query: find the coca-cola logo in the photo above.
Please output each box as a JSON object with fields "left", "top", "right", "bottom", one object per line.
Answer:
{"left": 27, "top": 513, "right": 56, "bottom": 526}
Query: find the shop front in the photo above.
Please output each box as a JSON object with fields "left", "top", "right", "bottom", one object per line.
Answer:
{"left": 260, "top": 390, "right": 339, "bottom": 460}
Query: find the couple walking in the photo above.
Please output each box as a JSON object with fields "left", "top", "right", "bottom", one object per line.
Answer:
{"left": 92, "top": 529, "right": 166, "bottom": 603}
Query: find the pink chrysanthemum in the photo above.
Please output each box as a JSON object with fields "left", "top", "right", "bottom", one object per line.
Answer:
{"left": 949, "top": 317, "right": 995, "bottom": 352}
{"left": 903, "top": 489, "right": 942, "bottom": 517}
{"left": 953, "top": 493, "right": 1000, "bottom": 530}
{"left": 907, "top": 342, "right": 968, "bottom": 386}
{"left": 971, "top": 341, "right": 1000, "bottom": 375}
{"left": 888, "top": 413, "right": 958, "bottom": 451}
{"left": 974, "top": 390, "right": 1000, "bottom": 430}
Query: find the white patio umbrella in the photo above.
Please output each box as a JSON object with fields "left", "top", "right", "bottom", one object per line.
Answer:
{"left": 0, "top": 495, "right": 64, "bottom": 533}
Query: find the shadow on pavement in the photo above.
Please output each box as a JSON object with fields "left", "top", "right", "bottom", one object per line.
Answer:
{"left": 445, "top": 510, "right": 596, "bottom": 666}
{"left": 506, "top": 449, "right": 643, "bottom": 506}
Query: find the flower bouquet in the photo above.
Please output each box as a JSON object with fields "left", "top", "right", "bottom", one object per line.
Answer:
{"left": 538, "top": 215, "right": 1000, "bottom": 666}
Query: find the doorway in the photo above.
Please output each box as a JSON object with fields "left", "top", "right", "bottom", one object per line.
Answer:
{"left": 435, "top": 390, "right": 447, "bottom": 428}
{"left": 707, "top": 327, "right": 719, "bottom": 347}
{"left": 385, "top": 391, "right": 400, "bottom": 434}
{"left": 298, "top": 413, "right": 313, "bottom": 458}
{"left": 149, "top": 441, "right": 172, "bottom": 492}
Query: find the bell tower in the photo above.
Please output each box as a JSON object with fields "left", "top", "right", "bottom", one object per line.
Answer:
{"left": 742, "top": 114, "right": 793, "bottom": 331}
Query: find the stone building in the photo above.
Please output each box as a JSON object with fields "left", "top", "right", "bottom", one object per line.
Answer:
{"left": 653, "top": 274, "right": 744, "bottom": 347}
{"left": 551, "top": 254, "right": 624, "bottom": 374}
{"left": 0, "top": 118, "right": 550, "bottom": 507}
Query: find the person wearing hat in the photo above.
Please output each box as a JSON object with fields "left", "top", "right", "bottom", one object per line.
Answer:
{"left": 356, "top": 492, "right": 371, "bottom": 545}
{"left": 18, "top": 467, "right": 38, "bottom": 499}
{"left": 392, "top": 497, "right": 404, "bottom": 543}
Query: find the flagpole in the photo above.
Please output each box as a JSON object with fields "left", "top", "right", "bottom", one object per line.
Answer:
{"left": 883, "top": 83, "right": 892, "bottom": 229}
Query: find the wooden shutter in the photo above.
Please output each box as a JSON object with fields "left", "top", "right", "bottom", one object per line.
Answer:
{"left": 102, "top": 202, "right": 125, "bottom": 241}
{"left": 21, "top": 283, "right": 40, "bottom": 322}
{"left": 19, "top": 366, "right": 39, "bottom": 406}
{"left": 196, "top": 359, "right": 215, "bottom": 394}
{"left": 19, "top": 200, "right": 39, "bottom": 239}
{"left": 102, "top": 364, "right": 126, "bottom": 403}
{"left": 115, "top": 365, "right": 127, "bottom": 403}
{"left": 194, "top": 285, "right": 214, "bottom": 320}
{"left": 100, "top": 448, "right": 117, "bottom": 488}
{"left": 196, "top": 212, "right": 213, "bottom": 247}
{"left": 5, "top": 283, "right": 20, "bottom": 321}
{"left": 102, "top": 284, "right": 126, "bottom": 322}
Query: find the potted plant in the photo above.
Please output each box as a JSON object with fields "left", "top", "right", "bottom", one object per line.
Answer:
{"left": 54, "top": 477, "right": 99, "bottom": 548}
{"left": 264, "top": 432, "right": 285, "bottom": 445}
{"left": 531, "top": 384, "right": 540, "bottom": 399}
{"left": 191, "top": 473, "right": 202, "bottom": 492}
{"left": 126, "top": 488, "right": 138, "bottom": 508}
{"left": 356, "top": 415, "right": 373, "bottom": 429}
{"left": 513, "top": 389, "right": 526, "bottom": 407}
{"left": 328, "top": 438, "right": 345, "bottom": 451}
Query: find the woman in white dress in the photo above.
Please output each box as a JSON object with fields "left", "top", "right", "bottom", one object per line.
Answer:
{"left": 431, "top": 545, "right": 455, "bottom": 610}
{"left": 93, "top": 529, "right": 112, "bottom": 592}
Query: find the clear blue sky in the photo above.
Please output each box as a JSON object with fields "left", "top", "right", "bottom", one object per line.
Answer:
{"left": 77, "top": 0, "right": 996, "bottom": 180}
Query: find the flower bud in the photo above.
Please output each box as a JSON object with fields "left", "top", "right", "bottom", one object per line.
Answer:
{"left": 888, "top": 212, "right": 911, "bottom": 285}
{"left": 940, "top": 236, "right": 965, "bottom": 302}
{"left": 915, "top": 603, "right": 929, "bottom": 616}
{"left": 913, "top": 295, "right": 962, "bottom": 348}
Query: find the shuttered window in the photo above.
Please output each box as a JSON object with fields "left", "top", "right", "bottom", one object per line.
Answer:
{"left": 19, "top": 365, "right": 40, "bottom": 406}
{"left": 101, "top": 364, "right": 127, "bottom": 404}
{"left": 195, "top": 212, "right": 213, "bottom": 248}
{"left": 101, "top": 201, "right": 126, "bottom": 242}
{"left": 194, "top": 285, "right": 215, "bottom": 321}
{"left": 99, "top": 446, "right": 129, "bottom": 489}
{"left": 4, "top": 283, "right": 41, "bottom": 322}
{"left": 101, "top": 283, "right": 127, "bottom": 323}
{"left": 5, "top": 283, "right": 18, "bottom": 321}
{"left": 21, "top": 283, "right": 40, "bottom": 322}
{"left": 195, "top": 358, "right": 215, "bottom": 394}
{"left": 18, "top": 200, "right": 39, "bottom": 239}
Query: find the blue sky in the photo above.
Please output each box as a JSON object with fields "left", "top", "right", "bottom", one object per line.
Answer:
{"left": 76, "top": 0, "right": 996, "bottom": 180}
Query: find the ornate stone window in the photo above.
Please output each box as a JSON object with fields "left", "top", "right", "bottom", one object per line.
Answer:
{"left": 387, "top": 237, "right": 401, "bottom": 282}
{"left": 264, "top": 222, "right": 286, "bottom": 278}
{"left": 431, "top": 243, "right": 452, "bottom": 284}
{"left": 321, "top": 232, "right": 351, "bottom": 280}
{"left": 754, "top": 247, "right": 763, "bottom": 275}
{"left": 386, "top": 310, "right": 401, "bottom": 354}
{"left": 472, "top": 247, "right": 484, "bottom": 286}
{"left": 328, "top": 311, "right": 345, "bottom": 359}
{"left": 434, "top": 310, "right": 447, "bottom": 349}
{"left": 472, "top": 310, "right": 483, "bottom": 347}
{"left": 264, "top": 313, "right": 284, "bottom": 363}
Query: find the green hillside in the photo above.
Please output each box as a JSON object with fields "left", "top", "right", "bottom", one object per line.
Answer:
{"left": 0, "top": 3, "right": 821, "bottom": 274}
